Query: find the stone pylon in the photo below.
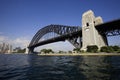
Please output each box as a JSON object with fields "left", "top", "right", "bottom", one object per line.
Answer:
{"left": 81, "top": 10, "right": 108, "bottom": 51}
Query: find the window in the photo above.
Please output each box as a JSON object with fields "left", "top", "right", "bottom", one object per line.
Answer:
{"left": 86, "top": 23, "right": 89, "bottom": 26}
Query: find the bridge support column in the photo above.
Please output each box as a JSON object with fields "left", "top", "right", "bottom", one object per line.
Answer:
{"left": 28, "top": 47, "right": 34, "bottom": 54}
{"left": 81, "top": 10, "right": 108, "bottom": 51}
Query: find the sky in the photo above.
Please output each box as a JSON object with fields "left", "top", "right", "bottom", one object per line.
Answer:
{"left": 0, "top": 0, "right": 120, "bottom": 51}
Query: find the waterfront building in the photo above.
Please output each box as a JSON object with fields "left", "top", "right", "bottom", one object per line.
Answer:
{"left": 0, "top": 42, "right": 13, "bottom": 53}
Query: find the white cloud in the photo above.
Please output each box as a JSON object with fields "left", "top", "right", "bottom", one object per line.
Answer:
{"left": 0, "top": 35, "right": 30, "bottom": 49}
{"left": 0, "top": 36, "right": 6, "bottom": 41}
{"left": 13, "top": 37, "right": 30, "bottom": 48}
{"left": 0, "top": 35, "right": 9, "bottom": 43}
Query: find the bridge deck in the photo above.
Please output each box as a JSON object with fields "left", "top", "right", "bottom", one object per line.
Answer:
{"left": 95, "top": 19, "right": 120, "bottom": 32}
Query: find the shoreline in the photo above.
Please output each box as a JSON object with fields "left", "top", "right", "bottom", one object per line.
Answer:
{"left": 38, "top": 53, "right": 120, "bottom": 56}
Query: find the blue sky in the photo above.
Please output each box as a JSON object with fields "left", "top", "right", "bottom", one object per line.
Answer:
{"left": 0, "top": 0, "right": 120, "bottom": 51}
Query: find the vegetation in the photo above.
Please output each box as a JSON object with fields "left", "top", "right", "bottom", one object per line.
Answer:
{"left": 100, "top": 46, "right": 120, "bottom": 53}
{"left": 100, "top": 46, "right": 113, "bottom": 53}
{"left": 68, "top": 51, "right": 72, "bottom": 53}
{"left": 73, "top": 48, "right": 81, "bottom": 53}
{"left": 118, "top": 49, "right": 120, "bottom": 53}
{"left": 40, "top": 49, "right": 54, "bottom": 54}
{"left": 86, "top": 45, "right": 120, "bottom": 53}
{"left": 73, "top": 48, "right": 85, "bottom": 53}
{"left": 39, "top": 45, "right": 120, "bottom": 54}
{"left": 112, "top": 46, "right": 120, "bottom": 51}
{"left": 87, "top": 45, "right": 98, "bottom": 53}
{"left": 58, "top": 51, "right": 66, "bottom": 53}
{"left": 13, "top": 47, "right": 26, "bottom": 53}
{"left": 17, "top": 48, "right": 26, "bottom": 53}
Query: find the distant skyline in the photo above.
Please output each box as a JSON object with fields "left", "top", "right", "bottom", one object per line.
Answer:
{"left": 0, "top": 0, "right": 120, "bottom": 51}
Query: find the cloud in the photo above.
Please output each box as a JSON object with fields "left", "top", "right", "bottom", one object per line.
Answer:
{"left": 13, "top": 37, "right": 30, "bottom": 48}
{"left": 0, "top": 35, "right": 30, "bottom": 49}
{"left": 0, "top": 35, "right": 9, "bottom": 43}
{"left": 0, "top": 36, "right": 6, "bottom": 41}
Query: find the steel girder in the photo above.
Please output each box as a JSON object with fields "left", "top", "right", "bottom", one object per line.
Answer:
{"left": 29, "top": 24, "right": 81, "bottom": 49}
{"left": 95, "top": 19, "right": 120, "bottom": 36}
{"left": 105, "top": 30, "right": 120, "bottom": 36}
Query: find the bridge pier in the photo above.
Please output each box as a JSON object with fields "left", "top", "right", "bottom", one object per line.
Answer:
{"left": 28, "top": 47, "right": 34, "bottom": 54}
{"left": 81, "top": 10, "right": 108, "bottom": 51}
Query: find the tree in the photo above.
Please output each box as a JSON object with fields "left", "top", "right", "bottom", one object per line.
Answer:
{"left": 73, "top": 48, "right": 80, "bottom": 53}
{"left": 100, "top": 46, "right": 120, "bottom": 53}
{"left": 112, "top": 46, "right": 120, "bottom": 51}
{"left": 40, "top": 49, "right": 54, "bottom": 54}
{"left": 117, "top": 49, "right": 120, "bottom": 53}
{"left": 100, "top": 46, "right": 113, "bottom": 53}
{"left": 41, "top": 49, "right": 47, "bottom": 53}
{"left": 107, "top": 46, "right": 114, "bottom": 53}
{"left": 87, "top": 45, "right": 98, "bottom": 53}
{"left": 58, "top": 51, "right": 64, "bottom": 53}
{"left": 100, "top": 46, "right": 108, "bottom": 52}
{"left": 17, "top": 48, "right": 26, "bottom": 53}
{"left": 47, "top": 49, "right": 54, "bottom": 53}
{"left": 68, "top": 51, "right": 72, "bottom": 53}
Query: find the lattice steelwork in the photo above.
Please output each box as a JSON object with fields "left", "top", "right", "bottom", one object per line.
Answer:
{"left": 39, "top": 32, "right": 59, "bottom": 42}
{"left": 29, "top": 24, "right": 81, "bottom": 52}
{"left": 105, "top": 30, "right": 120, "bottom": 36}
{"left": 96, "top": 19, "right": 120, "bottom": 36}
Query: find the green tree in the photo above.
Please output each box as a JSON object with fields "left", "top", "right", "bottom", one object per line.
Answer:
{"left": 73, "top": 48, "right": 80, "bottom": 53}
{"left": 40, "top": 49, "right": 54, "bottom": 54}
{"left": 100, "top": 46, "right": 108, "bottom": 52}
{"left": 68, "top": 51, "right": 72, "bottom": 53}
{"left": 100, "top": 46, "right": 114, "bottom": 53}
{"left": 87, "top": 45, "right": 98, "bottom": 53}
{"left": 107, "top": 46, "right": 114, "bottom": 53}
{"left": 58, "top": 50, "right": 64, "bottom": 53}
{"left": 47, "top": 49, "right": 54, "bottom": 53}
{"left": 40, "top": 49, "right": 47, "bottom": 53}
{"left": 117, "top": 49, "right": 120, "bottom": 53}
{"left": 112, "top": 46, "right": 120, "bottom": 51}
{"left": 17, "top": 48, "right": 26, "bottom": 53}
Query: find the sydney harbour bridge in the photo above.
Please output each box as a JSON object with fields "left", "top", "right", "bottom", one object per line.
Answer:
{"left": 28, "top": 10, "right": 120, "bottom": 53}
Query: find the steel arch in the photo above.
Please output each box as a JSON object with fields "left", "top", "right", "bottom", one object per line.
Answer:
{"left": 29, "top": 24, "right": 81, "bottom": 49}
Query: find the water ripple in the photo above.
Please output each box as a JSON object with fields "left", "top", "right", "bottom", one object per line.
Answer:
{"left": 0, "top": 54, "right": 120, "bottom": 80}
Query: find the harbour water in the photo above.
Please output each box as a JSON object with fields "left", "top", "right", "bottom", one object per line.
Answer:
{"left": 0, "top": 54, "right": 120, "bottom": 80}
